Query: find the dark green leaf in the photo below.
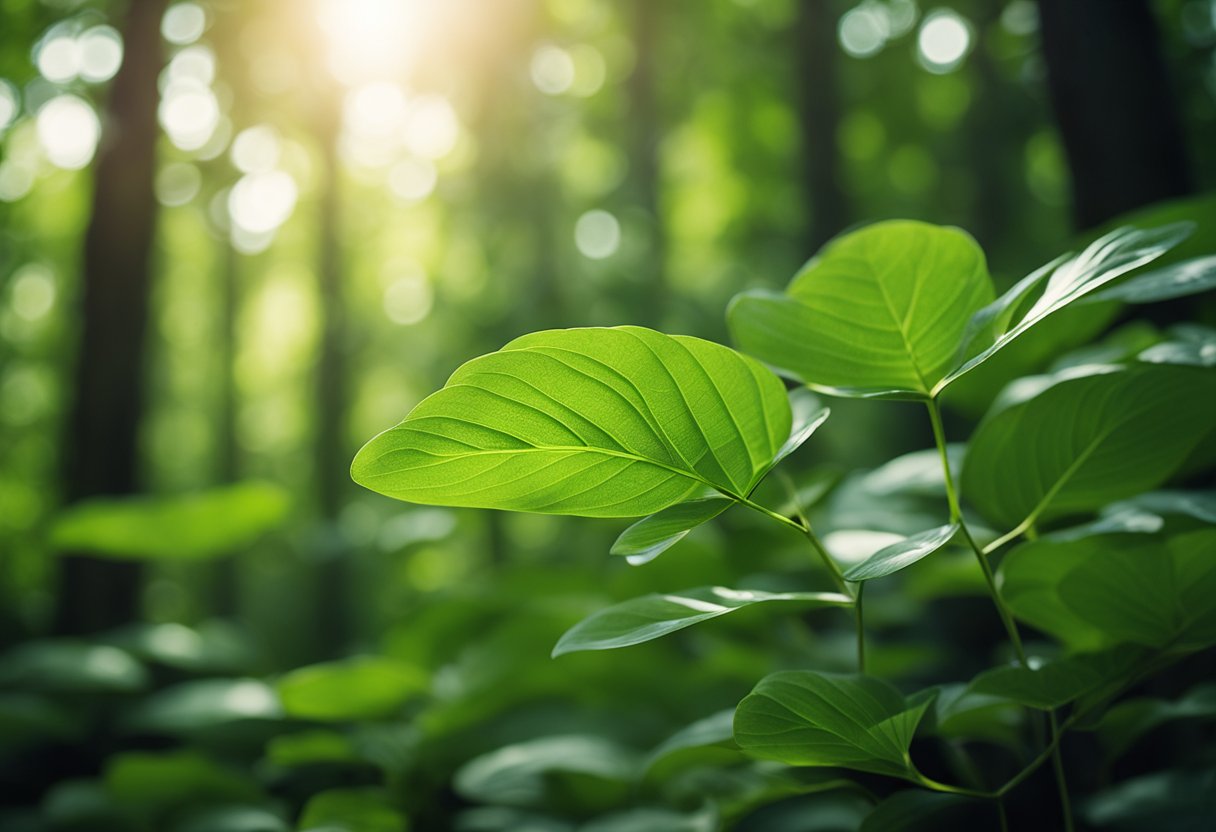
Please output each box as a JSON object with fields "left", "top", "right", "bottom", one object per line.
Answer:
{"left": 642, "top": 709, "right": 737, "bottom": 776}
{"left": 729, "top": 220, "right": 992, "bottom": 398}
{"left": 0, "top": 640, "right": 147, "bottom": 693}
{"left": 1091, "top": 684, "right": 1216, "bottom": 762}
{"left": 968, "top": 649, "right": 1148, "bottom": 710}
{"left": 1084, "top": 768, "right": 1216, "bottom": 831}
{"left": 453, "top": 735, "right": 637, "bottom": 808}
{"left": 962, "top": 363, "right": 1216, "bottom": 531}
{"left": 843, "top": 523, "right": 958, "bottom": 582}
{"left": 50, "top": 481, "right": 289, "bottom": 561}
{"left": 126, "top": 679, "right": 282, "bottom": 733}
{"left": 733, "top": 671, "right": 933, "bottom": 777}
{"left": 552, "top": 587, "right": 852, "bottom": 656}
{"left": 860, "top": 791, "right": 986, "bottom": 832}
{"left": 352, "top": 327, "right": 791, "bottom": 517}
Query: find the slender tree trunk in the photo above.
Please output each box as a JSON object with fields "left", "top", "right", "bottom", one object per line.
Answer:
{"left": 793, "top": 0, "right": 852, "bottom": 251}
{"left": 627, "top": 0, "right": 666, "bottom": 326}
{"left": 53, "top": 0, "right": 168, "bottom": 635}
{"left": 1036, "top": 0, "right": 1193, "bottom": 229}
{"left": 312, "top": 82, "right": 351, "bottom": 655}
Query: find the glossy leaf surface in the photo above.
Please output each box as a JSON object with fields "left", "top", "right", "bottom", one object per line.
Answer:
{"left": 353, "top": 327, "right": 791, "bottom": 517}
{"left": 843, "top": 523, "right": 959, "bottom": 581}
{"left": 552, "top": 587, "right": 851, "bottom": 656}
{"left": 733, "top": 671, "right": 933, "bottom": 777}
{"left": 962, "top": 364, "right": 1216, "bottom": 530}
{"left": 729, "top": 220, "right": 992, "bottom": 397}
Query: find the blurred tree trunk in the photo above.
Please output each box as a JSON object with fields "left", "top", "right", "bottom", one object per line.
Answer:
{"left": 312, "top": 80, "right": 351, "bottom": 656}
{"left": 793, "top": 0, "right": 852, "bottom": 251}
{"left": 1036, "top": 0, "right": 1193, "bottom": 229}
{"left": 627, "top": 0, "right": 666, "bottom": 326}
{"left": 53, "top": 0, "right": 168, "bottom": 635}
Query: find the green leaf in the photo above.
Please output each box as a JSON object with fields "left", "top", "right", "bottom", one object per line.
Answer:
{"left": 843, "top": 523, "right": 958, "bottom": 582}
{"left": 580, "top": 807, "right": 717, "bottom": 832}
{"left": 175, "top": 806, "right": 289, "bottom": 832}
{"left": 940, "top": 223, "right": 1193, "bottom": 391}
{"left": 453, "top": 735, "right": 637, "bottom": 808}
{"left": 126, "top": 679, "right": 282, "bottom": 734}
{"left": 1091, "top": 684, "right": 1216, "bottom": 762}
{"left": 610, "top": 492, "right": 731, "bottom": 565}
{"left": 728, "top": 220, "right": 992, "bottom": 398}
{"left": 50, "top": 481, "right": 289, "bottom": 561}
{"left": 642, "top": 709, "right": 737, "bottom": 776}
{"left": 552, "top": 587, "right": 852, "bottom": 657}
{"left": 1084, "top": 768, "right": 1216, "bottom": 830}
{"left": 773, "top": 388, "right": 832, "bottom": 467}
{"left": 1139, "top": 323, "right": 1216, "bottom": 368}
{"left": 298, "top": 788, "right": 407, "bottom": 832}
{"left": 264, "top": 730, "right": 359, "bottom": 767}
{"left": 961, "top": 363, "right": 1216, "bottom": 531}
{"left": 1001, "top": 530, "right": 1216, "bottom": 650}
{"left": 1058, "top": 529, "right": 1216, "bottom": 648}
{"left": 352, "top": 326, "right": 791, "bottom": 517}
{"left": 0, "top": 640, "right": 147, "bottom": 693}
{"left": 861, "top": 791, "right": 987, "bottom": 832}
{"left": 733, "top": 671, "right": 934, "bottom": 778}
{"left": 277, "top": 657, "right": 427, "bottom": 721}
{"left": 105, "top": 751, "right": 260, "bottom": 816}
{"left": 1084, "top": 254, "right": 1216, "bottom": 305}
{"left": 968, "top": 648, "right": 1148, "bottom": 710}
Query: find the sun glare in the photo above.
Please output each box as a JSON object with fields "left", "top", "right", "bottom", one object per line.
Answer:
{"left": 316, "top": 0, "right": 426, "bottom": 84}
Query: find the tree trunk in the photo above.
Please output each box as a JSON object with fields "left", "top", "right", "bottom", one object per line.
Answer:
{"left": 1036, "top": 0, "right": 1193, "bottom": 229}
{"left": 53, "top": 0, "right": 168, "bottom": 635}
{"left": 793, "top": 0, "right": 852, "bottom": 251}
{"left": 627, "top": 0, "right": 666, "bottom": 326}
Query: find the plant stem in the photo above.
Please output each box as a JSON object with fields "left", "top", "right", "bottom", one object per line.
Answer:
{"left": 1048, "top": 712, "right": 1076, "bottom": 832}
{"left": 926, "top": 398, "right": 1073, "bottom": 828}
{"left": 855, "top": 583, "right": 866, "bottom": 673}
{"left": 741, "top": 493, "right": 852, "bottom": 597}
{"left": 997, "top": 798, "right": 1010, "bottom": 832}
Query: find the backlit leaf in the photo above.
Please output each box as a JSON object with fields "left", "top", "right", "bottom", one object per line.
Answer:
{"left": 843, "top": 523, "right": 959, "bottom": 582}
{"left": 277, "top": 657, "right": 427, "bottom": 721}
{"left": 552, "top": 587, "right": 851, "bottom": 657}
{"left": 352, "top": 327, "right": 791, "bottom": 517}
{"left": 729, "top": 220, "right": 992, "bottom": 398}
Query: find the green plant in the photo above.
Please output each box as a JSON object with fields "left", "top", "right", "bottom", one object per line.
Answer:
{"left": 352, "top": 219, "right": 1216, "bottom": 829}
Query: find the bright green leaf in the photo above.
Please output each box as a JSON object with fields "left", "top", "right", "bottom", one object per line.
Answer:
{"left": 50, "top": 481, "right": 289, "bottom": 561}
{"left": 105, "top": 751, "right": 260, "bottom": 815}
{"left": 843, "top": 523, "right": 958, "bottom": 582}
{"left": 610, "top": 492, "right": 731, "bottom": 565}
{"left": 940, "top": 223, "right": 1193, "bottom": 391}
{"left": 126, "top": 679, "right": 282, "bottom": 734}
{"left": 277, "top": 657, "right": 427, "bottom": 721}
{"left": 962, "top": 363, "right": 1216, "bottom": 531}
{"left": 352, "top": 327, "right": 791, "bottom": 517}
{"left": 733, "top": 671, "right": 933, "bottom": 778}
{"left": 729, "top": 220, "right": 992, "bottom": 398}
{"left": 552, "top": 587, "right": 852, "bottom": 657}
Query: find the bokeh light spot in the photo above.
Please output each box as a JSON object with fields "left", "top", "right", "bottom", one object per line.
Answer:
{"left": 575, "top": 210, "right": 621, "bottom": 260}
{"left": 531, "top": 44, "right": 575, "bottom": 95}
{"left": 36, "top": 95, "right": 101, "bottom": 169}
{"left": 0, "top": 80, "right": 18, "bottom": 131}
{"left": 162, "top": 3, "right": 207, "bottom": 46}
{"left": 155, "top": 161, "right": 202, "bottom": 206}
{"left": 838, "top": 3, "right": 890, "bottom": 59}
{"left": 389, "top": 158, "right": 437, "bottom": 202}
{"left": 404, "top": 96, "right": 460, "bottom": 160}
{"left": 918, "top": 10, "right": 972, "bottom": 72}
{"left": 35, "top": 34, "right": 81, "bottom": 84}
{"left": 231, "top": 125, "right": 281, "bottom": 174}
{"left": 383, "top": 272, "right": 433, "bottom": 325}
{"left": 228, "top": 170, "right": 298, "bottom": 235}
{"left": 78, "top": 26, "right": 124, "bottom": 83}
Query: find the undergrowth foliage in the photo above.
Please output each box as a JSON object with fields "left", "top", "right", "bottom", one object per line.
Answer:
{"left": 354, "top": 219, "right": 1216, "bottom": 829}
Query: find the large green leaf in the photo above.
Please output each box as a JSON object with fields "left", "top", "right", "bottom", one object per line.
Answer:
{"left": 453, "top": 735, "right": 637, "bottom": 808}
{"left": 733, "top": 671, "right": 934, "bottom": 778}
{"left": 1001, "top": 530, "right": 1216, "bottom": 650}
{"left": 552, "top": 587, "right": 851, "bottom": 656}
{"left": 860, "top": 791, "right": 987, "bottom": 832}
{"left": 961, "top": 363, "right": 1216, "bottom": 531}
{"left": 277, "top": 657, "right": 427, "bottom": 721}
{"left": 968, "top": 648, "right": 1148, "bottom": 710}
{"left": 1058, "top": 529, "right": 1216, "bottom": 648}
{"left": 0, "top": 640, "right": 147, "bottom": 693}
{"left": 352, "top": 327, "right": 791, "bottom": 517}
{"left": 1084, "top": 254, "right": 1216, "bottom": 305}
{"left": 298, "top": 788, "right": 407, "bottom": 832}
{"left": 50, "top": 481, "right": 289, "bottom": 561}
{"left": 642, "top": 709, "right": 737, "bottom": 776}
{"left": 939, "top": 223, "right": 1193, "bottom": 391}
{"left": 126, "top": 679, "right": 282, "bottom": 734}
{"left": 728, "top": 220, "right": 992, "bottom": 398}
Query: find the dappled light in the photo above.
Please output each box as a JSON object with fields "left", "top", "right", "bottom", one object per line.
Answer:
{"left": 1, "top": 0, "right": 1214, "bottom": 830}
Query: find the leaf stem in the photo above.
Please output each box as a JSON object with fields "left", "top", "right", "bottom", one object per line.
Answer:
{"left": 855, "top": 583, "right": 866, "bottom": 674}
{"left": 742, "top": 492, "right": 852, "bottom": 597}
{"left": 1048, "top": 711, "right": 1075, "bottom": 832}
